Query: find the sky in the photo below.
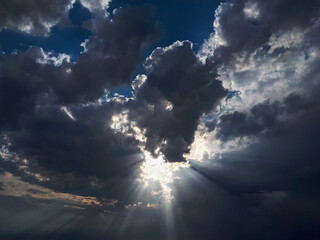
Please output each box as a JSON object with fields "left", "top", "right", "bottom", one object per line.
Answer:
{"left": 0, "top": 0, "right": 320, "bottom": 239}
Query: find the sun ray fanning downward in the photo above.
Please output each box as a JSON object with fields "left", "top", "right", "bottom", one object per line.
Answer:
{"left": 139, "top": 150, "right": 189, "bottom": 202}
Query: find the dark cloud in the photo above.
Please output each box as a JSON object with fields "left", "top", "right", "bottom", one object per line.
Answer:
{"left": 8, "top": 104, "right": 139, "bottom": 178}
{"left": 127, "top": 41, "right": 227, "bottom": 162}
{"left": 205, "top": 0, "right": 320, "bottom": 63}
{"left": 283, "top": 93, "right": 316, "bottom": 114}
{"left": 173, "top": 98, "right": 320, "bottom": 240}
{"left": 213, "top": 87, "right": 320, "bottom": 141}
{"left": 213, "top": 100, "right": 282, "bottom": 140}
{"left": 172, "top": 1, "right": 320, "bottom": 237}
{"left": 0, "top": 5, "right": 163, "bottom": 196}
{"left": 0, "top": 101, "right": 144, "bottom": 200}
{"left": 0, "top": 0, "right": 72, "bottom": 35}
{"left": 258, "top": 0, "right": 320, "bottom": 29}
{"left": 0, "top": 9, "right": 161, "bottom": 199}
{"left": 53, "top": 6, "right": 163, "bottom": 103}
{"left": 0, "top": 5, "right": 163, "bottom": 107}
{"left": 215, "top": 111, "right": 263, "bottom": 140}
{"left": 0, "top": 47, "right": 48, "bottom": 131}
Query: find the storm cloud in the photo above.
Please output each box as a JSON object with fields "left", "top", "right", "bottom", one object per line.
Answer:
{"left": 127, "top": 41, "right": 227, "bottom": 162}
{"left": 0, "top": 3, "right": 162, "bottom": 197}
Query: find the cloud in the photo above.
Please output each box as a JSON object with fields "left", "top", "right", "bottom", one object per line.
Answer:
{"left": 200, "top": 0, "right": 320, "bottom": 63}
{"left": 192, "top": 0, "right": 320, "bottom": 150}
{"left": 127, "top": 41, "right": 227, "bottom": 162}
{"left": 0, "top": 0, "right": 117, "bottom": 35}
{"left": 56, "top": 6, "right": 163, "bottom": 103}
{"left": 0, "top": 0, "right": 74, "bottom": 35}
{"left": 9, "top": 103, "right": 139, "bottom": 176}
{"left": 0, "top": 171, "right": 117, "bottom": 208}
{"left": 180, "top": 1, "right": 320, "bottom": 238}
{"left": 0, "top": 0, "right": 320, "bottom": 239}
{"left": 79, "top": 0, "right": 111, "bottom": 13}
{"left": 0, "top": 5, "right": 163, "bottom": 198}
{"left": 0, "top": 47, "right": 49, "bottom": 131}
{"left": 0, "top": 5, "right": 163, "bottom": 127}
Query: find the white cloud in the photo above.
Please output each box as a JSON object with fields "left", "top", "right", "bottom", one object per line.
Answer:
{"left": 80, "top": 0, "right": 111, "bottom": 13}
{"left": 243, "top": 1, "right": 260, "bottom": 19}
{"left": 190, "top": 1, "right": 320, "bottom": 159}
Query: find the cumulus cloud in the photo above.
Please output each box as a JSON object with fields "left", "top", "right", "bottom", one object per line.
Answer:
{"left": 0, "top": 47, "right": 49, "bottom": 131}
{"left": 0, "top": 0, "right": 74, "bottom": 35}
{"left": 22, "top": 6, "right": 163, "bottom": 104}
{"left": 0, "top": 5, "right": 162, "bottom": 197}
{"left": 58, "top": 6, "right": 163, "bottom": 103}
{"left": 195, "top": 0, "right": 320, "bottom": 148}
{"left": 200, "top": 0, "right": 320, "bottom": 63}
{"left": 127, "top": 41, "right": 227, "bottom": 162}
{"left": 181, "top": 1, "right": 320, "bottom": 238}
{"left": 0, "top": 5, "right": 163, "bottom": 131}
{"left": 79, "top": 0, "right": 111, "bottom": 13}
{"left": 0, "top": 0, "right": 117, "bottom": 35}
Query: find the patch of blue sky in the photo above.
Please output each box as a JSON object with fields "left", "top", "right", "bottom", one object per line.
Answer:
{"left": 0, "top": 1, "right": 91, "bottom": 60}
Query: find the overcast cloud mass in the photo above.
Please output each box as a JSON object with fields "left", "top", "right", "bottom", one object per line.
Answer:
{"left": 0, "top": 0, "right": 320, "bottom": 239}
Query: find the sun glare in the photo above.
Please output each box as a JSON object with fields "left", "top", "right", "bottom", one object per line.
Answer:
{"left": 139, "top": 150, "right": 189, "bottom": 201}
{"left": 110, "top": 111, "right": 189, "bottom": 201}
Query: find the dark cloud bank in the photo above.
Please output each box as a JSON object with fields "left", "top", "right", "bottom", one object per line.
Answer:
{"left": 0, "top": 0, "right": 320, "bottom": 239}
